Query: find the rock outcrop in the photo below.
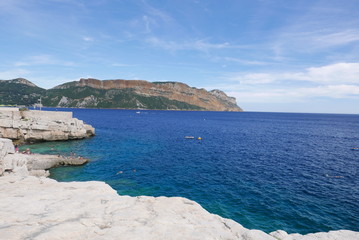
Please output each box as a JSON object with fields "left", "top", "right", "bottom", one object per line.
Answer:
{"left": 0, "top": 108, "right": 95, "bottom": 143}
{"left": 91, "top": 78, "right": 239, "bottom": 111}
{"left": 1, "top": 77, "right": 243, "bottom": 111}
{"left": 0, "top": 138, "right": 358, "bottom": 240}
{"left": 1, "top": 78, "right": 38, "bottom": 87}
{"left": 50, "top": 78, "right": 242, "bottom": 111}
{"left": 0, "top": 138, "right": 88, "bottom": 177}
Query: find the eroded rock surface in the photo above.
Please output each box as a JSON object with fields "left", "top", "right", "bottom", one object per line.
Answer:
{"left": 0, "top": 175, "right": 358, "bottom": 240}
{"left": 0, "top": 138, "right": 88, "bottom": 177}
{"left": 53, "top": 78, "right": 242, "bottom": 111}
{"left": 0, "top": 108, "right": 95, "bottom": 142}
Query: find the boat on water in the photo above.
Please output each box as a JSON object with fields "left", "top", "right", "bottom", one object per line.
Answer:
{"left": 185, "top": 136, "right": 195, "bottom": 139}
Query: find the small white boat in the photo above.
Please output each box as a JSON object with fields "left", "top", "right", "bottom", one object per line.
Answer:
{"left": 185, "top": 136, "right": 195, "bottom": 139}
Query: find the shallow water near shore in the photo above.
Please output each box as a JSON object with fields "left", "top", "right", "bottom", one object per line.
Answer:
{"left": 26, "top": 108, "right": 359, "bottom": 234}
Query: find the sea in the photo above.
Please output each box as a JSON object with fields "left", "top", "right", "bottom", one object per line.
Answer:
{"left": 23, "top": 108, "right": 359, "bottom": 234}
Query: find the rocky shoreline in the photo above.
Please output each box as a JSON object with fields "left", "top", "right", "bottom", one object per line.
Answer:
{"left": 0, "top": 138, "right": 88, "bottom": 177}
{"left": 0, "top": 109, "right": 358, "bottom": 239}
{"left": 0, "top": 138, "right": 358, "bottom": 240}
{"left": 0, "top": 107, "right": 95, "bottom": 144}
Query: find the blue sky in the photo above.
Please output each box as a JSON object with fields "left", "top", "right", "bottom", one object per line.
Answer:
{"left": 1, "top": 0, "right": 359, "bottom": 113}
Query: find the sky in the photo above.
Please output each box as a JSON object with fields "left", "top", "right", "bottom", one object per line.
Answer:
{"left": 0, "top": 0, "right": 359, "bottom": 114}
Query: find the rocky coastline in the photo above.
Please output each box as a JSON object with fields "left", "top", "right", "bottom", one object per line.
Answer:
{"left": 0, "top": 107, "right": 95, "bottom": 144}
{"left": 0, "top": 109, "right": 358, "bottom": 240}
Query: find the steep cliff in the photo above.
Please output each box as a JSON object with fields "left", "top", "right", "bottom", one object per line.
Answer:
{"left": 0, "top": 78, "right": 242, "bottom": 111}
{"left": 48, "top": 78, "right": 242, "bottom": 111}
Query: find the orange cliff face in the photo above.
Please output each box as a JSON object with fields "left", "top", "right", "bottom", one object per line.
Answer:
{"left": 65, "top": 78, "right": 242, "bottom": 111}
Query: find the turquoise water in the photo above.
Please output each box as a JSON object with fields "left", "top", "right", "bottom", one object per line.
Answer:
{"left": 25, "top": 108, "right": 359, "bottom": 234}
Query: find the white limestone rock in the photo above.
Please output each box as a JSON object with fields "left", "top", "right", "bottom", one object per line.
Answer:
{"left": 0, "top": 138, "right": 15, "bottom": 175}
{"left": 0, "top": 108, "right": 95, "bottom": 142}
{"left": 0, "top": 175, "right": 269, "bottom": 240}
{"left": 1, "top": 153, "right": 88, "bottom": 177}
{"left": 0, "top": 175, "right": 358, "bottom": 240}
{"left": 0, "top": 138, "right": 88, "bottom": 177}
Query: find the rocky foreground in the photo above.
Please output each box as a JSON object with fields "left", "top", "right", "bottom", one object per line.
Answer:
{"left": 0, "top": 138, "right": 358, "bottom": 240}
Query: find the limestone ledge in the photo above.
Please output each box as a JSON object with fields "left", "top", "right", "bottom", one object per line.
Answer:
{"left": 1, "top": 139, "right": 358, "bottom": 240}
{"left": 0, "top": 138, "right": 87, "bottom": 177}
{"left": 0, "top": 108, "right": 95, "bottom": 143}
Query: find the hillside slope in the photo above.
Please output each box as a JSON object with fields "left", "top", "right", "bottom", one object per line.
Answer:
{"left": 1, "top": 78, "right": 243, "bottom": 111}
{"left": 0, "top": 78, "right": 45, "bottom": 106}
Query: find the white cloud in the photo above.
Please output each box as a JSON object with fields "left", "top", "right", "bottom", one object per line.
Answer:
{"left": 82, "top": 36, "right": 94, "bottom": 42}
{"left": 206, "top": 62, "right": 359, "bottom": 106}
{"left": 226, "top": 84, "right": 359, "bottom": 104}
{"left": 228, "top": 62, "right": 359, "bottom": 85}
{"left": 306, "top": 63, "right": 359, "bottom": 83}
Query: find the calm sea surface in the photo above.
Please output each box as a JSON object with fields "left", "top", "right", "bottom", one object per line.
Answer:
{"left": 26, "top": 108, "right": 359, "bottom": 234}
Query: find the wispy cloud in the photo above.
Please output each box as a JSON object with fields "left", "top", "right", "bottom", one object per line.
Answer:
{"left": 82, "top": 36, "right": 94, "bottom": 42}
{"left": 111, "top": 63, "right": 136, "bottom": 67}
{"left": 14, "top": 55, "right": 75, "bottom": 67}
{"left": 0, "top": 69, "right": 31, "bottom": 80}
{"left": 205, "top": 62, "right": 359, "bottom": 104}
{"left": 141, "top": 0, "right": 173, "bottom": 25}
{"left": 275, "top": 29, "right": 359, "bottom": 53}
{"left": 210, "top": 56, "right": 269, "bottom": 66}
{"left": 228, "top": 62, "right": 359, "bottom": 85}
{"left": 146, "top": 37, "right": 245, "bottom": 52}
{"left": 229, "top": 84, "right": 359, "bottom": 103}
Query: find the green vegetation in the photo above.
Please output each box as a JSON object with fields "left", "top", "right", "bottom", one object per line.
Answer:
{"left": 0, "top": 80, "right": 45, "bottom": 106}
{"left": 1, "top": 80, "right": 203, "bottom": 110}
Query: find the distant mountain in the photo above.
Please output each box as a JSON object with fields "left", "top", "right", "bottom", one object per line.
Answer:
{"left": 0, "top": 78, "right": 46, "bottom": 106}
{"left": 0, "top": 78, "right": 243, "bottom": 111}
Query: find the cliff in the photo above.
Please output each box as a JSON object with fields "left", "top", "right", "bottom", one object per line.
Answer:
{"left": 51, "top": 78, "right": 241, "bottom": 111}
{"left": 0, "top": 77, "right": 242, "bottom": 111}
{"left": 0, "top": 108, "right": 95, "bottom": 143}
{"left": 0, "top": 138, "right": 358, "bottom": 240}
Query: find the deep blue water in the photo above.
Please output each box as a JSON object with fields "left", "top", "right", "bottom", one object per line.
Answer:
{"left": 26, "top": 108, "right": 359, "bottom": 234}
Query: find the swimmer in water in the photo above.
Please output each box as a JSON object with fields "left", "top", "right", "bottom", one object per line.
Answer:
{"left": 325, "top": 174, "right": 343, "bottom": 178}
